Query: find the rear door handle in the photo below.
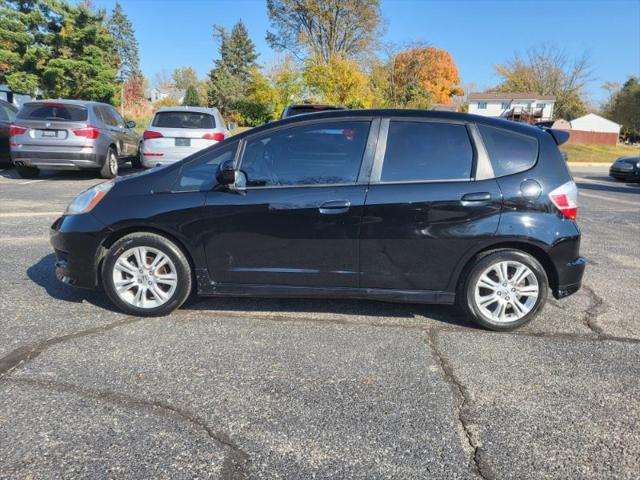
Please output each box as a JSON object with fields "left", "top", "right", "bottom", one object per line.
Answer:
{"left": 319, "top": 200, "right": 351, "bottom": 214}
{"left": 461, "top": 192, "right": 492, "bottom": 205}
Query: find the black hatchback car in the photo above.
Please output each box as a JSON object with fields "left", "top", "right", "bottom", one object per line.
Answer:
{"left": 51, "top": 110, "right": 585, "bottom": 330}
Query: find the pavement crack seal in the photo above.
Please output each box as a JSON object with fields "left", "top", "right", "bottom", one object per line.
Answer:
{"left": 426, "top": 328, "right": 494, "bottom": 480}
{"left": 0, "top": 317, "right": 148, "bottom": 378}
{"left": 8, "top": 377, "right": 250, "bottom": 480}
{"left": 582, "top": 284, "right": 607, "bottom": 337}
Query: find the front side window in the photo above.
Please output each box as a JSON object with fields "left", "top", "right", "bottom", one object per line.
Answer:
{"left": 174, "top": 143, "right": 236, "bottom": 192}
{"left": 97, "top": 106, "right": 118, "bottom": 126}
{"left": 110, "top": 107, "right": 125, "bottom": 128}
{"left": 153, "top": 112, "right": 216, "bottom": 129}
{"left": 478, "top": 102, "right": 487, "bottom": 109}
{"left": 240, "top": 121, "right": 370, "bottom": 187}
{"left": 478, "top": 124, "right": 538, "bottom": 177}
{"left": 380, "top": 121, "right": 473, "bottom": 182}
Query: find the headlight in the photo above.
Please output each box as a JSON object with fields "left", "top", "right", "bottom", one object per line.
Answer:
{"left": 65, "top": 181, "right": 114, "bottom": 215}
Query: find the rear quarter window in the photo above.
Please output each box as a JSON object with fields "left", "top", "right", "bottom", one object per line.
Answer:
{"left": 17, "top": 103, "right": 88, "bottom": 122}
{"left": 153, "top": 112, "right": 215, "bottom": 129}
{"left": 478, "top": 125, "right": 538, "bottom": 177}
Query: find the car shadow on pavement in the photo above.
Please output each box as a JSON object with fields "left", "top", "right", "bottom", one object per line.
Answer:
{"left": 28, "top": 254, "right": 477, "bottom": 329}
{"left": 27, "top": 254, "right": 118, "bottom": 312}
{"left": 0, "top": 165, "right": 144, "bottom": 181}
{"left": 577, "top": 179, "right": 640, "bottom": 194}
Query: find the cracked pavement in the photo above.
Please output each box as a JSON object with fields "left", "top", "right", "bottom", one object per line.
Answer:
{"left": 0, "top": 164, "right": 638, "bottom": 479}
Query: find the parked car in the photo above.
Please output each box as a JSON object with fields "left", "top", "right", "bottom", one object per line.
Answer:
{"left": 609, "top": 156, "right": 640, "bottom": 182}
{"left": 281, "top": 103, "right": 346, "bottom": 119}
{"left": 0, "top": 99, "right": 18, "bottom": 165}
{"left": 141, "top": 107, "right": 229, "bottom": 168}
{"left": 9, "top": 100, "right": 140, "bottom": 178}
{"left": 50, "top": 109, "right": 585, "bottom": 330}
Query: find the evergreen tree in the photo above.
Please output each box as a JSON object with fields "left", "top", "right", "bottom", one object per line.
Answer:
{"left": 107, "top": 1, "right": 140, "bottom": 79}
{"left": 183, "top": 85, "right": 201, "bottom": 106}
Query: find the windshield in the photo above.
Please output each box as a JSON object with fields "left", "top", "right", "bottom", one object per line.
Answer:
{"left": 17, "top": 103, "right": 88, "bottom": 122}
{"left": 152, "top": 112, "right": 216, "bottom": 129}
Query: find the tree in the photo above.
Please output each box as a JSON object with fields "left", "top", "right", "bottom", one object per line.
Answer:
{"left": 207, "top": 20, "right": 259, "bottom": 119}
{"left": 303, "top": 55, "right": 372, "bottom": 108}
{"left": 182, "top": 84, "right": 201, "bottom": 106}
{"left": 494, "top": 45, "right": 591, "bottom": 120}
{"left": 213, "top": 20, "right": 258, "bottom": 85}
{"left": 172, "top": 66, "right": 199, "bottom": 90}
{"left": 122, "top": 73, "right": 146, "bottom": 111}
{"left": 269, "top": 56, "right": 303, "bottom": 116}
{"left": 0, "top": 0, "right": 118, "bottom": 102}
{"left": 266, "top": 0, "right": 382, "bottom": 63}
{"left": 603, "top": 76, "right": 640, "bottom": 140}
{"left": 107, "top": 1, "right": 140, "bottom": 80}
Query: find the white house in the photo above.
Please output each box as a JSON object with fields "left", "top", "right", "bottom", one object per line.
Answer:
{"left": 468, "top": 92, "right": 555, "bottom": 122}
{"left": 145, "top": 86, "right": 185, "bottom": 104}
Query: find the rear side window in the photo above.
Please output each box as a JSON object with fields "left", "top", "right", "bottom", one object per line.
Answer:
{"left": 240, "top": 121, "right": 370, "bottom": 187}
{"left": 381, "top": 121, "right": 473, "bottom": 182}
{"left": 478, "top": 125, "right": 538, "bottom": 177}
{"left": 153, "top": 112, "right": 215, "bottom": 129}
{"left": 17, "top": 103, "right": 88, "bottom": 122}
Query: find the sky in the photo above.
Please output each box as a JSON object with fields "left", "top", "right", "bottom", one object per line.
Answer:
{"left": 92, "top": 0, "right": 640, "bottom": 104}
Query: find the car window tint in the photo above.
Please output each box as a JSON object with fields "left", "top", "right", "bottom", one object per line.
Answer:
{"left": 241, "top": 121, "right": 369, "bottom": 187}
{"left": 110, "top": 107, "right": 125, "bottom": 128}
{"left": 99, "top": 106, "right": 118, "bottom": 126}
{"left": 17, "top": 103, "right": 88, "bottom": 122}
{"left": 153, "top": 112, "right": 216, "bottom": 129}
{"left": 381, "top": 121, "right": 473, "bottom": 182}
{"left": 478, "top": 124, "right": 538, "bottom": 177}
{"left": 174, "top": 143, "right": 236, "bottom": 192}
{"left": 0, "top": 105, "right": 8, "bottom": 121}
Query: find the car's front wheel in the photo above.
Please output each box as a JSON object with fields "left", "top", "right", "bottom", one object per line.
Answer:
{"left": 460, "top": 250, "right": 548, "bottom": 331}
{"left": 102, "top": 233, "right": 192, "bottom": 316}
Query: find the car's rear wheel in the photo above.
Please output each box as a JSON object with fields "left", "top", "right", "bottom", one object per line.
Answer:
{"left": 102, "top": 233, "right": 192, "bottom": 316}
{"left": 460, "top": 250, "right": 548, "bottom": 331}
{"left": 15, "top": 165, "right": 40, "bottom": 178}
{"left": 131, "top": 143, "right": 143, "bottom": 169}
{"left": 100, "top": 147, "right": 118, "bottom": 179}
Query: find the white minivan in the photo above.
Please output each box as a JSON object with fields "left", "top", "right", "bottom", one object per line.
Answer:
{"left": 141, "top": 106, "right": 229, "bottom": 167}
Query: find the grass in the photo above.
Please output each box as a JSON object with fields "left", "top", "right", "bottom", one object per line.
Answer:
{"left": 560, "top": 143, "right": 640, "bottom": 163}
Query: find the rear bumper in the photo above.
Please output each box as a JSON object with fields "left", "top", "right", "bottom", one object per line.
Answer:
{"left": 50, "top": 213, "right": 110, "bottom": 289}
{"left": 553, "top": 256, "right": 586, "bottom": 299}
{"left": 141, "top": 142, "right": 216, "bottom": 167}
{"left": 12, "top": 150, "right": 105, "bottom": 170}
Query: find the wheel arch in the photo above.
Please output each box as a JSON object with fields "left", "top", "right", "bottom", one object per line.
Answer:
{"left": 454, "top": 241, "right": 558, "bottom": 295}
{"left": 98, "top": 226, "right": 198, "bottom": 284}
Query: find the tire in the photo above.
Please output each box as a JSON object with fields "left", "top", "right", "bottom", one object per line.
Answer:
{"left": 102, "top": 233, "right": 192, "bottom": 316}
{"left": 131, "top": 143, "right": 143, "bottom": 169}
{"left": 16, "top": 165, "right": 40, "bottom": 178}
{"left": 459, "top": 250, "right": 548, "bottom": 331}
{"left": 100, "top": 147, "right": 118, "bottom": 179}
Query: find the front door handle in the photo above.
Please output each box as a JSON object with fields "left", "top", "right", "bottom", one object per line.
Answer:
{"left": 461, "top": 192, "right": 492, "bottom": 206}
{"left": 319, "top": 200, "right": 351, "bottom": 214}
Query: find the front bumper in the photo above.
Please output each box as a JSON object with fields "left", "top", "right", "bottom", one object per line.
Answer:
{"left": 50, "top": 213, "right": 110, "bottom": 289}
{"left": 609, "top": 166, "right": 640, "bottom": 181}
{"left": 12, "top": 150, "right": 105, "bottom": 170}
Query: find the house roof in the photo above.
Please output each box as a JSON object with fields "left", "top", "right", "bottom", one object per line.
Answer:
{"left": 468, "top": 92, "right": 555, "bottom": 101}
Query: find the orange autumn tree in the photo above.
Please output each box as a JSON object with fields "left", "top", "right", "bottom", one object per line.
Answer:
{"left": 392, "top": 47, "right": 463, "bottom": 108}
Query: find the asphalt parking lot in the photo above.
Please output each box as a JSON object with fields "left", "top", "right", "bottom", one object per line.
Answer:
{"left": 0, "top": 164, "right": 638, "bottom": 479}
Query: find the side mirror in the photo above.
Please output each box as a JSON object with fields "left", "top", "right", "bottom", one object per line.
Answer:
{"left": 126, "top": 120, "right": 136, "bottom": 129}
{"left": 227, "top": 122, "right": 237, "bottom": 131}
{"left": 216, "top": 159, "right": 237, "bottom": 186}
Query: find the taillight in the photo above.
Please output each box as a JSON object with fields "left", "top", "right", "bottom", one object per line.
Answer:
{"left": 549, "top": 180, "right": 578, "bottom": 220}
{"left": 9, "top": 124, "right": 27, "bottom": 137}
{"left": 72, "top": 125, "right": 100, "bottom": 140}
{"left": 202, "top": 132, "right": 225, "bottom": 141}
{"left": 143, "top": 130, "right": 163, "bottom": 140}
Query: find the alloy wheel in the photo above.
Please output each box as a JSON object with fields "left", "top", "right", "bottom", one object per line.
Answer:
{"left": 112, "top": 246, "right": 178, "bottom": 309}
{"left": 473, "top": 260, "right": 539, "bottom": 323}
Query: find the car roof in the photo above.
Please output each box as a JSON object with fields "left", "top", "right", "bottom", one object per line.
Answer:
{"left": 22, "top": 99, "right": 108, "bottom": 108}
{"left": 286, "top": 104, "right": 345, "bottom": 109}
{"left": 156, "top": 106, "right": 220, "bottom": 115}
{"left": 235, "top": 108, "right": 544, "bottom": 140}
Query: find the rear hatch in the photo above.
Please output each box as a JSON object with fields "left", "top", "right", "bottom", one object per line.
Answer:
{"left": 13, "top": 102, "right": 92, "bottom": 151}
{"left": 144, "top": 111, "right": 224, "bottom": 152}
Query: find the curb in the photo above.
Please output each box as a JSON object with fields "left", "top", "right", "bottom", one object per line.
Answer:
{"left": 567, "top": 162, "right": 610, "bottom": 167}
